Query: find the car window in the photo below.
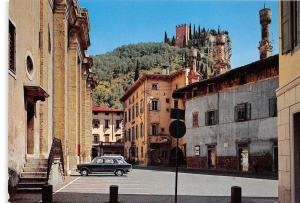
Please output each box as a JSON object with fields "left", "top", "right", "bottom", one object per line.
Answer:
{"left": 96, "top": 158, "right": 104, "bottom": 164}
{"left": 104, "top": 159, "right": 114, "bottom": 164}
{"left": 117, "top": 159, "right": 126, "bottom": 164}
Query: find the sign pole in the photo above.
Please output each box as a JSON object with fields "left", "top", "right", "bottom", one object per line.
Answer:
{"left": 175, "top": 136, "right": 178, "bottom": 203}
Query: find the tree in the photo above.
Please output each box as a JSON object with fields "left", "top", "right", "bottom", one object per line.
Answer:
{"left": 193, "top": 24, "right": 196, "bottom": 38}
{"left": 171, "top": 36, "right": 176, "bottom": 46}
{"left": 134, "top": 60, "right": 140, "bottom": 81}
{"left": 189, "top": 23, "right": 192, "bottom": 40}
{"left": 164, "top": 31, "right": 169, "bottom": 44}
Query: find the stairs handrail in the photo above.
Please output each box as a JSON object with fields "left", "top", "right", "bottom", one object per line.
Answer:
{"left": 47, "top": 137, "right": 64, "bottom": 181}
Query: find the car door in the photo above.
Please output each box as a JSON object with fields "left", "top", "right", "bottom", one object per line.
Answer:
{"left": 103, "top": 158, "right": 116, "bottom": 172}
{"left": 93, "top": 158, "right": 104, "bottom": 172}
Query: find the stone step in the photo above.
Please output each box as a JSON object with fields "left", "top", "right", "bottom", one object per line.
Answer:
{"left": 24, "top": 163, "right": 48, "bottom": 168}
{"left": 23, "top": 166, "right": 47, "bottom": 172}
{"left": 21, "top": 172, "right": 47, "bottom": 178}
{"left": 17, "top": 187, "right": 42, "bottom": 193}
{"left": 26, "top": 159, "right": 48, "bottom": 164}
{"left": 18, "top": 182, "right": 47, "bottom": 189}
{"left": 19, "top": 177, "right": 48, "bottom": 183}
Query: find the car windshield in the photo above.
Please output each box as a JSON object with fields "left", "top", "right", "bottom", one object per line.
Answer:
{"left": 116, "top": 159, "right": 127, "bottom": 164}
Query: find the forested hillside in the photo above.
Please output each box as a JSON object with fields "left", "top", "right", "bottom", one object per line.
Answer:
{"left": 91, "top": 42, "right": 188, "bottom": 109}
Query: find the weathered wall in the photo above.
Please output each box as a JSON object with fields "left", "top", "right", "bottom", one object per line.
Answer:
{"left": 185, "top": 77, "right": 278, "bottom": 171}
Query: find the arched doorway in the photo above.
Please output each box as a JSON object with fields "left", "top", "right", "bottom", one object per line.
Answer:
{"left": 169, "top": 147, "right": 185, "bottom": 167}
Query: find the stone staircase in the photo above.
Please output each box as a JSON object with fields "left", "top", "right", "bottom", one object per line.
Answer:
{"left": 17, "top": 159, "right": 48, "bottom": 192}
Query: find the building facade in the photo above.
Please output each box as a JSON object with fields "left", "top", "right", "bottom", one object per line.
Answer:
{"left": 91, "top": 105, "right": 124, "bottom": 158}
{"left": 120, "top": 69, "right": 188, "bottom": 166}
{"left": 175, "top": 55, "right": 279, "bottom": 172}
{"left": 277, "top": 1, "right": 300, "bottom": 203}
{"left": 8, "top": 0, "right": 96, "bottom": 190}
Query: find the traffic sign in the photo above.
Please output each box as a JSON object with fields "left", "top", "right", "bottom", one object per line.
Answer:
{"left": 169, "top": 120, "right": 186, "bottom": 138}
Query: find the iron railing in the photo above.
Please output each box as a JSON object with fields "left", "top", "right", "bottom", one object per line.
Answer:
{"left": 47, "top": 137, "right": 64, "bottom": 181}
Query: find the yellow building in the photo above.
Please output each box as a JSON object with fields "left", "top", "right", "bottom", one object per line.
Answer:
{"left": 8, "top": 0, "right": 96, "bottom": 192}
{"left": 120, "top": 69, "right": 188, "bottom": 166}
{"left": 277, "top": 1, "right": 300, "bottom": 202}
{"left": 91, "top": 105, "right": 124, "bottom": 158}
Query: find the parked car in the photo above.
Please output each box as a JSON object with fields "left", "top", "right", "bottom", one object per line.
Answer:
{"left": 101, "top": 155, "right": 126, "bottom": 161}
{"left": 77, "top": 157, "right": 132, "bottom": 176}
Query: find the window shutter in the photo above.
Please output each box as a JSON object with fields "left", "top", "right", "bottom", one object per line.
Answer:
{"left": 157, "top": 100, "right": 161, "bottom": 111}
{"left": 297, "top": 1, "right": 300, "bottom": 45}
{"left": 158, "top": 125, "right": 161, "bottom": 134}
{"left": 234, "top": 106, "right": 238, "bottom": 122}
{"left": 148, "top": 125, "right": 152, "bottom": 136}
{"left": 246, "top": 103, "right": 251, "bottom": 120}
{"left": 205, "top": 111, "right": 209, "bottom": 126}
{"left": 281, "top": 1, "right": 292, "bottom": 54}
{"left": 214, "top": 110, "right": 219, "bottom": 124}
{"left": 149, "top": 101, "right": 152, "bottom": 111}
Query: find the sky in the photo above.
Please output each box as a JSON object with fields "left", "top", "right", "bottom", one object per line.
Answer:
{"left": 79, "top": 0, "right": 278, "bottom": 68}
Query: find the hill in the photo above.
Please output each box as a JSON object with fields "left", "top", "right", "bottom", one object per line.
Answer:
{"left": 91, "top": 42, "right": 188, "bottom": 109}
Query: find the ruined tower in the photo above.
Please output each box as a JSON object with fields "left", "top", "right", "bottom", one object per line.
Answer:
{"left": 187, "top": 48, "right": 200, "bottom": 84}
{"left": 214, "top": 31, "right": 230, "bottom": 75}
{"left": 258, "top": 5, "right": 272, "bottom": 60}
{"left": 176, "top": 24, "right": 190, "bottom": 48}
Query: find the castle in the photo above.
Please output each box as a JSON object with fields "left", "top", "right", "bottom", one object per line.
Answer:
{"left": 164, "top": 24, "right": 232, "bottom": 78}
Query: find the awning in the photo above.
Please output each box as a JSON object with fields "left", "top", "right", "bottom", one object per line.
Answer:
{"left": 24, "top": 85, "right": 49, "bottom": 102}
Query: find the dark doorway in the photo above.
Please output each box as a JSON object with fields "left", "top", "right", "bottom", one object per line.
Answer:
{"left": 207, "top": 145, "right": 216, "bottom": 169}
{"left": 294, "top": 112, "right": 300, "bottom": 202}
{"left": 273, "top": 143, "right": 278, "bottom": 172}
{"left": 26, "top": 102, "right": 35, "bottom": 155}
{"left": 92, "top": 147, "right": 98, "bottom": 159}
{"left": 169, "top": 147, "right": 184, "bottom": 167}
{"left": 238, "top": 144, "right": 249, "bottom": 172}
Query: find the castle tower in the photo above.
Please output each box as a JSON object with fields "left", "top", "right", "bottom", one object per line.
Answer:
{"left": 187, "top": 48, "right": 200, "bottom": 84}
{"left": 176, "top": 24, "right": 190, "bottom": 48}
{"left": 214, "top": 31, "right": 229, "bottom": 75}
{"left": 258, "top": 5, "right": 272, "bottom": 59}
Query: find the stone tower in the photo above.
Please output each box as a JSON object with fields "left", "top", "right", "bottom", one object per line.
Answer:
{"left": 259, "top": 5, "right": 272, "bottom": 59}
{"left": 187, "top": 48, "right": 200, "bottom": 84}
{"left": 176, "top": 24, "right": 190, "bottom": 48}
{"left": 214, "top": 30, "right": 230, "bottom": 75}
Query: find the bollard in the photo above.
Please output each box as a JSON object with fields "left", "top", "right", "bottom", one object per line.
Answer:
{"left": 109, "top": 185, "right": 119, "bottom": 203}
{"left": 231, "top": 186, "right": 241, "bottom": 203}
{"left": 42, "top": 184, "right": 53, "bottom": 203}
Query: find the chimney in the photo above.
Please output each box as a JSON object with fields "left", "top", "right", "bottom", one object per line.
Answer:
{"left": 258, "top": 5, "right": 273, "bottom": 60}
{"left": 187, "top": 48, "right": 200, "bottom": 84}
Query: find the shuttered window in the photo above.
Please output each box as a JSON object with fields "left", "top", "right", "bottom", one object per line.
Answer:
{"left": 149, "top": 99, "right": 160, "bottom": 111}
{"left": 205, "top": 110, "right": 218, "bottom": 126}
{"left": 234, "top": 103, "right": 251, "bottom": 122}
{"left": 269, "top": 98, "right": 277, "bottom": 117}
{"left": 9, "top": 20, "right": 16, "bottom": 73}
{"left": 281, "top": 1, "right": 300, "bottom": 54}
{"left": 192, "top": 112, "right": 199, "bottom": 128}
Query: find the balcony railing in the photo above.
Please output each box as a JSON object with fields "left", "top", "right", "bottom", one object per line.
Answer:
{"left": 148, "top": 135, "right": 171, "bottom": 144}
{"left": 92, "top": 141, "right": 124, "bottom": 147}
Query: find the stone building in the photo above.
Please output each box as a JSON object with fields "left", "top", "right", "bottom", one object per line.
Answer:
{"left": 8, "top": 0, "right": 96, "bottom": 191}
{"left": 277, "top": 1, "right": 300, "bottom": 202}
{"left": 173, "top": 6, "right": 279, "bottom": 173}
{"left": 120, "top": 69, "right": 188, "bottom": 166}
{"left": 91, "top": 105, "right": 124, "bottom": 158}
{"left": 174, "top": 55, "right": 279, "bottom": 172}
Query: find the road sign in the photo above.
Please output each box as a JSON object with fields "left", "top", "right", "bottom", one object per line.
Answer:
{"left": 170, "top": 108, "right": 185, "bottom": 120}
{"left": 169, "top": 120, "right": 186, "bottom": 139}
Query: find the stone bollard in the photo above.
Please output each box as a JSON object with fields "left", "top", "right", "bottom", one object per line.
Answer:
{"left": 231, "top": 186, "right": 241, "bottom": 203}
{"left": 109, "top": 185, "right": 119, "bottom": 203}
{"left": 42, "top": 184, "right": 53, "bottom": 203}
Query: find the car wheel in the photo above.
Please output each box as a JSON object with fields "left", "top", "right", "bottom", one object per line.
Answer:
{"left": 81, "top": 169, "right": 89, "bottom": 176}
{"left": 115, "top": 169, "right": 124, "bottom": 176}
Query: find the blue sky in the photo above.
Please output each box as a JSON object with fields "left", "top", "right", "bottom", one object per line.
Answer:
{"left": 79, "top": 0, "right": 278, "bottom": 68}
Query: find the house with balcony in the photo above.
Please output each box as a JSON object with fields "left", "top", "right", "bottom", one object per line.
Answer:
{"left": 120, "top": 68, "right": 188, "bottom": 166}
{"left": 92, "top": 105, "right": 124, "bottom": 158}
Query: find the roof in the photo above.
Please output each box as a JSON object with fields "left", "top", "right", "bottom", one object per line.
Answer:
{"left": 92, "top": 104, "right": 123, "bottom": 113}
{"left": 120, "top": 69, "right": 186, "bottom": 102}
{"left": 173, "top": 54, "right": 279, "bottom": 98}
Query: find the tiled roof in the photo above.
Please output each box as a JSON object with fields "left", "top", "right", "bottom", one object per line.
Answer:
{"left": 92, "top": 104, "right": 123, "bottom": 112}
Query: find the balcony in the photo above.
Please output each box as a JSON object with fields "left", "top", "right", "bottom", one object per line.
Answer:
{"left": 92, "top": 141, "right": 124, "bottom": 147}
{"left": 149, "top": 135, "right": 171, "bottom": 144}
